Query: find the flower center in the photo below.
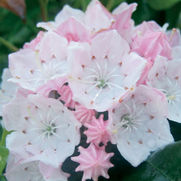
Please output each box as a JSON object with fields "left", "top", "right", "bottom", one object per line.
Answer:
{"left": 121, "top": 113, "right": 134, "bottom": 128}
{"left": 43, "top": 123, "right": 57, "bottom": 137}
{"left": 97, "top": 79, "right": 107, "bottom": 89}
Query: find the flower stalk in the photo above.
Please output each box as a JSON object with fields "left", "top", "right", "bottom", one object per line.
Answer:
{"left": 0, "top": 37, "right": 18, "bottom": 52}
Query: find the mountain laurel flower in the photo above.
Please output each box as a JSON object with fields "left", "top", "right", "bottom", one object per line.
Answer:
{"left": 68, "top": 30, "right": 146, "bottom": 111}
{"left": 3, "top": 94, "right": 80, "bottom": 168}
{"left": 110, "top": 85, "right": 173, "bottom": 166}
{"left": 84, "top": 115, "right": 111, "bottom": 146}
{"left": 71, "top": 144, "right": 114, "bottom": 181}
{"left": 147, "top": 56, "right": 181, "bottom": 123}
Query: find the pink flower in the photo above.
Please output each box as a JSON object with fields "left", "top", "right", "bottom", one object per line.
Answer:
{"left": 131, "top": 21, "right": 171, "bottom": 61}
{"left": 56, "top": 17, "right": 90, "bottom": 42}
{"left": 57, "top": 84, "right": 75, "bottom": 109}
{"left": 24, "top": 31, "right": 44, "bottom": 50}
{"left": 74, "top": 103, "right": 95, "bottom": 124}
{"left": 112, "top": 2, "right": 137, "bottom": 42}
{"left": 84, "top": 115, "right": 111, "bottom": 146}
{"left": 71, "top": 144, "right": 114, "bottom": 181}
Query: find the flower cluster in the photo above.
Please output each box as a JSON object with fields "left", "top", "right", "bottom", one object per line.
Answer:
{"left": 0, "top": 0, "right": 180, "bottom": 180}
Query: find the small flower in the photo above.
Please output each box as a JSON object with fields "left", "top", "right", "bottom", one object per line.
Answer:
{"left": 74, "top": 102, "right": 95, "bottom": 124}
{"left": 71, "top": 144, "right": 114, "bottom": 181}
{"left": 84, "top": 115, "right": 111, "bottom": 146}
{"left": 131, "top": 21, "right": 171, "bottom": 61}
{"left": 58, "top": 84, "right": 75, "bottom": 109}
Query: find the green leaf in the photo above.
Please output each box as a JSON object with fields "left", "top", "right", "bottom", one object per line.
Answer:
{"left": 0, "top": 146, "right": 9, "bottom": 176}
{"left": 147, "top": 0, "right": 181, "bottom": 10}
{"left": 123, "top": 141, "right": 181, "bottom": 181}
{"left": 0, "top": 176, "right": 7, "bottom": 181}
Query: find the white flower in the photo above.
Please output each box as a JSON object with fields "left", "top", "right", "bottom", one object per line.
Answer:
{"left": 110, "top": 85, "right": 173, "bottom": 167}
{"left": 4, "top": 93, "right": 80, "bottom": 167}
{"left": 147, "top": 56, "right": 181, "bottom": 123}
{"left": 0, "top": 68, "right": 17, "bottom": 116}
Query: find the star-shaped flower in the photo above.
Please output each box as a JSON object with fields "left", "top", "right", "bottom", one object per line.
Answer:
{"left": 84, "top": 115, "right": 111, "bottom": 146}
{"left": 71, "top": 144, "right": 114, "bottom": 181}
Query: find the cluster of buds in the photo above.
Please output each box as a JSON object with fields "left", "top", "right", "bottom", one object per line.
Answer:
{"left": 0, "top": 0, "right": 180, "bottom": 180}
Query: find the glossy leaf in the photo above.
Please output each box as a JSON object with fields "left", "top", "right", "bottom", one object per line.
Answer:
{"left": 123, "top": 141, "right": 181, "bottom": 181}
{"left": 0, "top": 0, "right": 26, "bottom": 19}
{"left": 147, "top": 0, "right": 181, "bottom": 10}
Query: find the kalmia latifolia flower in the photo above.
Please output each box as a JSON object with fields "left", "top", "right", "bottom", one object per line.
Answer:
{"left": 71, "top": 144, "right": 114, "bottom": 181}
{"left": 84, "top": 115, "right": 111, "bottom": 146}
{"left": 109, "top": 85, "right": 173, "bottom": 166}
{"left": 0, "top": 0, "right": 180, "bottom": 180}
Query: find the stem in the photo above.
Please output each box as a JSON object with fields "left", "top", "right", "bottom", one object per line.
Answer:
{"left": 39, "top": 0, "right": 49, "bottom": 21}
{"left": 0, "top": 129, "right": 9, "bottom": 147}
{"left": 0, "top": 37, "right": 18, "bottom": 52}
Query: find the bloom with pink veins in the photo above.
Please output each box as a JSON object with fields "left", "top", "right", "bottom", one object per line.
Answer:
{"left": 71, "top": 144, "right": 114, "bottom": 181}
{"left": 68, "top": 30, "right": 146, "bottom": 111}
{"left": 74, "top": 102, "right": 95, "bottom": 124}
{"left": 110, "top": 85, "right": 173, "bottom": 167}
{"left": 147, "top": 56, "right": 181, "bottom": 123}
{"left": 84, "top": 115, "right": 111, "bottom": 146}
{"left": 9, "top": 31, "right": 69, "bottom": 92}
